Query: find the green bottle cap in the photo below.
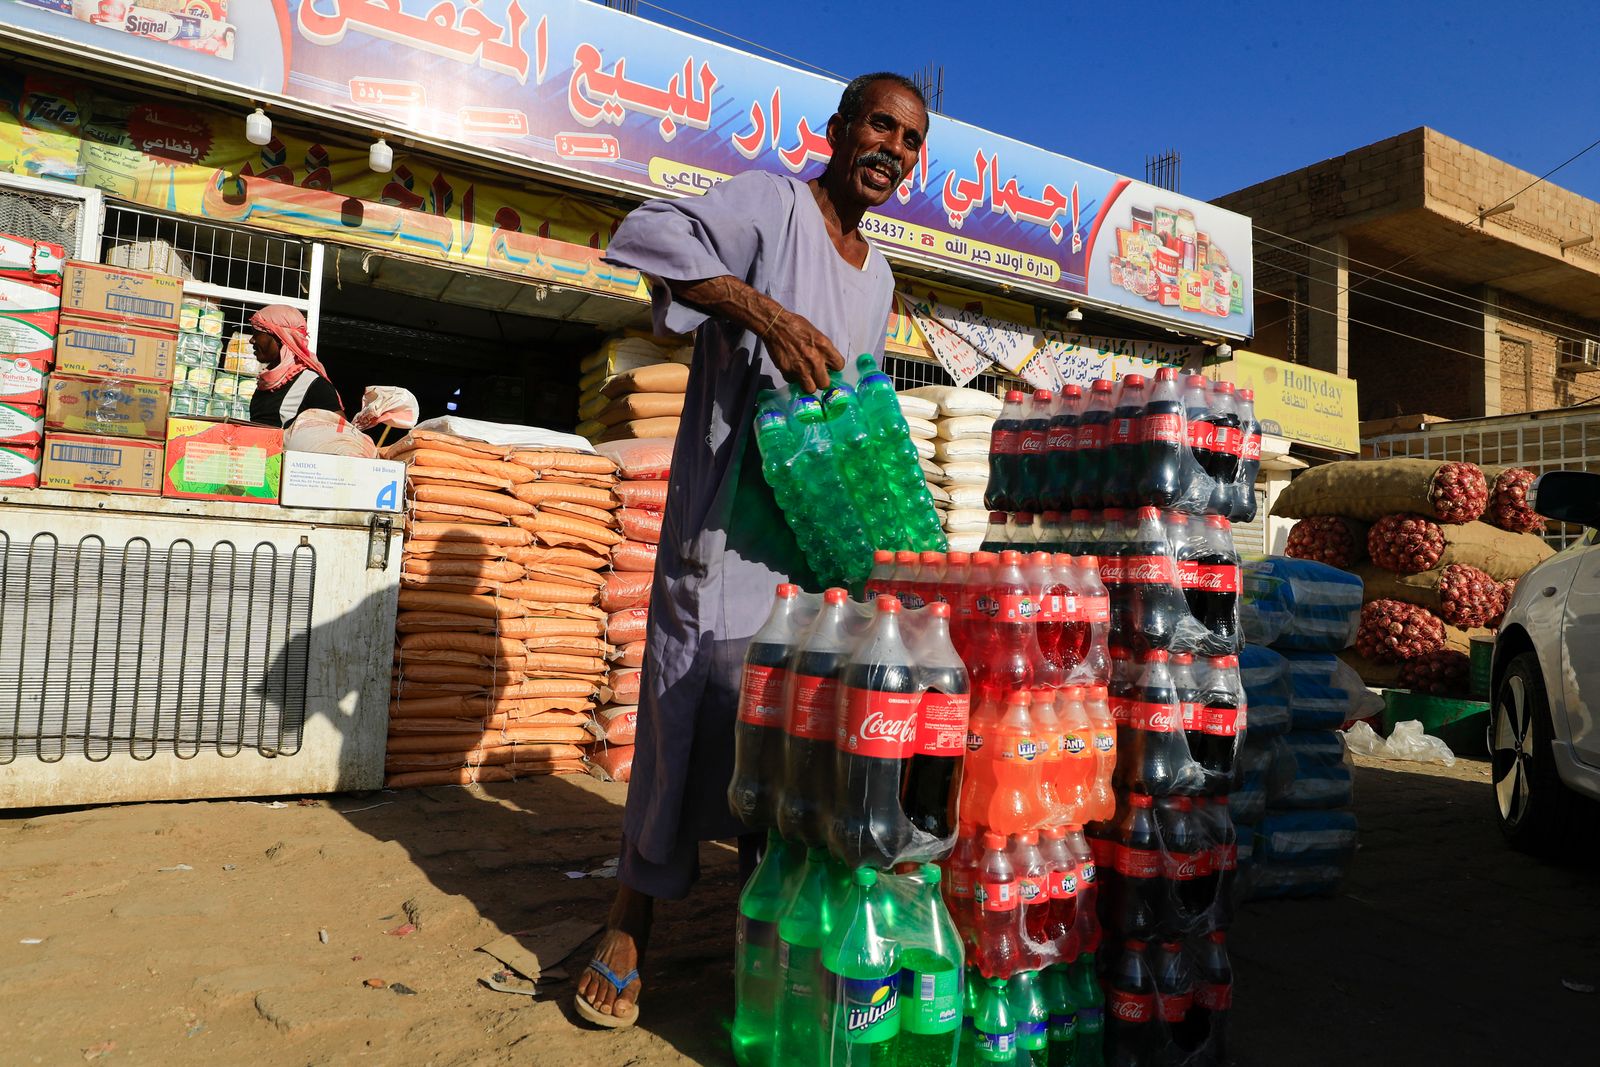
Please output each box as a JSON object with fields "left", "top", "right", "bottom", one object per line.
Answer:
{"left": 853, "top": 867, "right": 879, "bottom": 887}
{"left": 920, "top": 863, "right": 942, "bottom": 885}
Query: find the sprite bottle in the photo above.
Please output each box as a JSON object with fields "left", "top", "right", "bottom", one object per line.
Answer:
{"left": 823, "top": 866, "right": 902, "bottom": 1065}
{"left": 775, "top": 847, "right": 831, "bottom": 1065}
{"left": 1069, "top": 954, "right": 1105, "bottom": 1067}
{"left": 1012, "top": 968, "right": 1050, "bottom": 1066}
{"left": 1043, "top": 964, "right": 1079, "bottom": 1067}
{"left": 896, "top": 864, "right": 964, "bottom": 1066}
{"left": 732, "top": 830, "right": 801, "bottom": 1067}
{"left": 959, "top": 966, "right": 981, "bottom": 1065}
{"left": 973, "top": 976, "right": 1017, "bottom": 1064}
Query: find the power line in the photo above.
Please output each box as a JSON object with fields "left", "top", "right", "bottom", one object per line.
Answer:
{"left": 1260, "top": 285, "right": 1500, "bottom": 364}
{"left": 631, "top": 1, "right": 846, "bottom": 80}
{"left": 1477, "top": 133, "right": 1600, "bottom": 220}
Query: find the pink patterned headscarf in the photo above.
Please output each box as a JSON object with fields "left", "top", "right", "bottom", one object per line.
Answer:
{"left": 251, "top": 304, "right": 336, "bottom": 395}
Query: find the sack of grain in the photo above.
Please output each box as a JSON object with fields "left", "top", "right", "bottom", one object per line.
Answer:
{"left": 1352, "top": 563, "right": 1505, "bottom": 628}
{"left": 588, "top": 744, "right": 634, "bottom": 783}
{"left": 1272, "top": 459, "right": 1488, "bottom": 523}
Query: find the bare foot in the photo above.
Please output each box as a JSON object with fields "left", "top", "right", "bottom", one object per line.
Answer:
{"left": 576, "top": 884, "right": 652, "bottom": 1021}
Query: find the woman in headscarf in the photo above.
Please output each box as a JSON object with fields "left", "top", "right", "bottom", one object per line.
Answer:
{"left": 248, "top": 304, "right": 343, "bottom": 427}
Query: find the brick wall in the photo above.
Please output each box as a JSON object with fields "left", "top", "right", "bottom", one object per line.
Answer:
{"left": 1496, "top": 293, "right": 1599, "bottom": 412}
{"left": 1216, "top": 129, "right": 1427, "bottom": 240}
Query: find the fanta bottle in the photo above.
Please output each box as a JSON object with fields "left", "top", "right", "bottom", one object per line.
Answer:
{"left": 1083, "top": 684, "right": 1118, "bottom": 823}
{"left": 1055, "top": 686, "right": 1096, "bottom": 825}
{"left": 985, "top": 690, "right": 1046, "bottom": 834}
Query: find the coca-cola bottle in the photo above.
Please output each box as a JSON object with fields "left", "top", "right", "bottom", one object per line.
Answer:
{"left": 1071, "top": 379, "right": 1116, "bottom": 509}
{"left": 1152, "top": 939, "right": 1197, "bottom": 1061}
{"left": 1195, "top": 380, "right": 1242, "bottom": 515}
{"left": 979, "top": 511, "right": 1011, "bottom": 554}
{"left": 1198, "top": 656, "right": 1244, "bottom": 791}
{"left": 1230, "top": 388, "right": 1262, "bottom": 522}
{"left": 830, "top": 595, "right": 918, "bottom": 868}
{"left": 1192, "top": 932, "right": 1233, "bottom": 1066}
{"left": 1046, "top": 385, "right": 1082, "bottom": 511}
{"left": 1111, "top": 793, "right": 1160, "bottom": 941}
{"left": 1170, "top": 652, "right": 1204, "bottom": 774}
{"left": 1121, "top": 508, "right": 1188, "bottom": 653}
{"left": 1181, "top": 374, "right": 1215, "bottom": 483}
{"left": 729, "top": 583, "right": 805, "bottom": 829}
{"left": 1106, "top": 939, "right": 1157, "bottom": 1063}
{"left": 1137, "top": 367, "right": 1189, "bottom": 509}
{"left": 904, "top": 602, "right": 970, "bottom": 840}
{"left": 1116, "top": 650, "right": 1189, "bottom": 797}
{"left": 1186, "top": 516, "right": 1241, "bottom": 655}
{"left": 1009, "top": 511, "right": 1039, "bottom": 552}
{"left": 864, "top": 550, "right": 896, "bottom": 600}
{"left": 1191, "top": 797, "right": 1221, "bottom": 918}
{"left": 1200, "top": 795, "right": 1239, "bottom": 930}
{"left": 944, "top": 822, "right": 981, "bottom": 953}
{"left": 986, "top": 389, "right": 1027, "bottom": 513}
{"left": 1009, "top": 830, "right": 1050, "bottom": 970}
{"left": 1104, "top": 374, "right": 1147, "bottom": 507}
{"left": 1064, "top": 509, "right": 1099, "bottom": 556}
{"left": 778, "top": 588, "right": 856, "bottom": 848}
{"left": 1155, "top": 796, "right": 1210, "bottom": 937}
{"left": 1018, "top": 388, "right": 1053, "bottom": 514}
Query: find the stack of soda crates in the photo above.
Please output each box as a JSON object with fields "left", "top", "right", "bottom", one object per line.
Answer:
{"left": 980, "top": 368, "right": 1254, "bottom": 1067}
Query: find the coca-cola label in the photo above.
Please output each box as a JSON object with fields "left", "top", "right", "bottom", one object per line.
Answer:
{"left": 1048, "top": 868, "right": 1079, "bottom": 899}
{"left": 1089, "top": 836, "right": 1115, "bottom": 870}
{"left": 991, "top": 427, "right": 1020, "bottom": 455}
{"left": 1202, "top": 703, "right": 1242, "bottom": 737}
{"left": 1195, "top": 563, "right": 1240, "bottom": 594}
{"left": 1085, "top": 594, "right": 1111, "bottom": 623}
{"left": 1162, "top": 849, "right": 1209, "bottom": 881}
{"left": 788, "top": 674, "right": 838, "bottom": 741}
{"left": 1109, "top": 416, "right": 1139, "bottom": 447}
{"left": 1190, "top": 420, "right": 1217, "bottom": 452}
{"left": 1046, "top": 425, "right": 1074, "bottom": 451}
{"left": 1110, "top": 990, "right": 1155, "bottom": 1023}
{"left": 915, "top": 690, "right": 971, "bottom": 756}
{"left": 1159, "top": 988, "right": 1194, "bottom": 1023}
{"left": 1134, "top": 700, "right": 1183, "bottom": 733}
{"left": 1117, "top": 843, "right": 1161, "bottom": 879}
{"left": 1019, "top": 874, "right": 1047, "bottom": 904}
{"left": 1180, "top": 699, "right": 1199, "bottom": 732}
{"left": 1196, "top": 981, "right": 1233, "bottom": 1011}
{"left": 996, "top": 593, "right": 1037, "bottom": 622}
{"left": 1076, "top": 422, "right": 1108, "bottom": 453}
{"left": 1097, "top": 558, "right": 1125, "bottom": 585}
{"left": 1214, "top": 842, "right": 1239, "bottom": 872}
{"left": 1178, "top": 559, "right": 1202, "bottom": 589}
{"left": 839, "top": 687, "right": 919, "bottom": 758}
{"left": 1020, "top": 429, "right": 1046, "bottom": 454}
{"left": 1110, "top": 696, "right": 1135, "bottom": 724}
{"left": 976, "top": 878, "right": 1019, "bottom": 912}
{"left": 1241, "top": 431, "right": 1262, "bottom": 462}
{"left": 1142, "top": 412, "right": 1184, "bottom": 445}
{"left": 1214, "top": 425, "right": 1244, "bottom": 458}
{"left": 738, "top": 665, "right": 788, "bottom": 728}
{"left": 1121, "top": 554, "right": 1178, "bottom": 584}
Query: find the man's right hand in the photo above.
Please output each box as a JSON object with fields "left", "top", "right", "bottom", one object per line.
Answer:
{"left": 762, "top": 309, "right": 846, "bottom": 394}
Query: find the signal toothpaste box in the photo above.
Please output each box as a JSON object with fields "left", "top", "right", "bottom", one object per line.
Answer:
{"left": 0, "top": 441, "right": 41, "bottom": 488}
{"left": 40, "top": 432, "right": 164, "bottom": 495}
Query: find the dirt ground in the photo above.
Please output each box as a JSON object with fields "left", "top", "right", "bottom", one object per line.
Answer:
{"left": 4, "top": 755, "right": 1599, "bottom": 1066}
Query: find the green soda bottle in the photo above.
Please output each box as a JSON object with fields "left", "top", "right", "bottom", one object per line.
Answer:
{"left": 775, "top": 847, "right": 831, "bottom": 1065}
{"left": 732, "top": 831, "right": 801, "bottom": 1066}
{"left": 973, "top": 977, "right": 1017, "bottom": 1064}
{"left": 896, "top": 864, "right": 964, "bottom": 1067}
{"left": 1012, "top": 969, "right": 1050, "bottom": 1066}
{"left": 823, "top": 867, "right": 902, "bottom": 1066}
{"left": 959, "top": 966, "right": 981, "bottom": 1065}
{"left": 1042, "top": 964, "right": 1078, "bottom": 1067}
{"left": 820, "top": 372, "right": 901, "bottom": 545}
{"left": 1069, "top": 954, "right": 1105, "bottom": 1067}
{"left": 791, "top": 394, "right": 875, "bottom": 583}
{"left": 855, "top": 355, "right": 947, "bottom": 551}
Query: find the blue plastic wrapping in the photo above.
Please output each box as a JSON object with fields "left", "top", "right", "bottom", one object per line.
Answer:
{"left": 1269, "top": 731, "right": 1354, "bottom": 810}
{"left": 1239, "top": 644, "right": 1291, "bottom": 737}
{"left": 1255, "top": 809, "right": 1360, "bottom": 865}
{"left": 1243, "top": 557, "right": 1364, "bottom": 652}
{"left": 1290, "top": 680, "right": 1355, "bottom": 731}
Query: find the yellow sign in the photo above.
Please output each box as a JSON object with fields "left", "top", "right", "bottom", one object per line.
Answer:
{"left": 1221, "top": 350, "right": 1359, "bottom": 453}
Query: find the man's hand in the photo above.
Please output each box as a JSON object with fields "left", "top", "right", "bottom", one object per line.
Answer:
{"left": 762, "top": 309, "right": 844, "bottom": 394}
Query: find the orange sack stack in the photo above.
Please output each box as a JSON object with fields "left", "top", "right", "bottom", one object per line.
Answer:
{"left": 379, "top": 429, "right": 621, "bottom": 788}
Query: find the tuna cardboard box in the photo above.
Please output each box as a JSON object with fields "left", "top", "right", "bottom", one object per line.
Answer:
{"left": 61, "top": 261, "right": 182, "bottom": 331}
{"left": 40, "top": 433, "right": 163, "bottom": 495}
{"left": 45, "top": 374, "right": 170, "bottom": 440}
{"left": 163, "top": 417, "right": 282, "bottom": 503}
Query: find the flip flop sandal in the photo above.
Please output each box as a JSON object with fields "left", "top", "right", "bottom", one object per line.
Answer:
{"left": 574, "top": 959, "right": 640, "bottom": 1029}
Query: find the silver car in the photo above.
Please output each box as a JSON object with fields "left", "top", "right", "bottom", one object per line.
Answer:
{"left": 1491, "top": 471, "right": 1600, "bottom": 852}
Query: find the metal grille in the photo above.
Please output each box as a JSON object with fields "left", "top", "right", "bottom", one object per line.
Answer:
{"left": 0, "top": 532, "right": 316, "bottom": 763}
{"left": 101, "top": 203, "right": 312, "bottom": 298}
{"left": 0, "top": 183, "right": 88, "bottom": 252}
{"left": 1366, "top": 410, "right": 1600, "bottom": 548}
{"left": 883, "top": 352, "right": 1021, "bottom": 399}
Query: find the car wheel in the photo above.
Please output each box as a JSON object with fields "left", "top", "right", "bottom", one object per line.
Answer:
{"left": 1491, "top": 651, "right": 1570, "bottom": 854}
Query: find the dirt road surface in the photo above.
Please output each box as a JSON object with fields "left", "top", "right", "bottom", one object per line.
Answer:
{"left": 4, "top": 755, "right": 1599, "bottom": 1065}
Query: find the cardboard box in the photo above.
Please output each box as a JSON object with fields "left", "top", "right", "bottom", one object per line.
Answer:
{"left": 0, "top": 356, "right": 48, "bottom": 406}
{"left": 0, "top": 400, "right": 44, "bottom": 446}
{"left": 61, "top": 261, "right": 182, "bottom": 331}
{"left": 163, "top": 417, "right": 282, "bottom": 503}
{"left": 279, "top": 452, "right": 403, "bottom": 512}
{"left": 0, "top": 274, "right": 61, "bottom": 320}
{"left": 0, "top": 233, "right": 66, "bottom": 281}
{"left": 54, "top": 316, "right": 178, "bottom": 382}
{"left": 45, "top": 374, "right": 170, "bottom": 440}
{"left": 0, "top": 311, "right": 59, "bottom": 366}
{"left": 40, "top": 432, "right": 164, "bottom": 495}
{"left": 0, "top": 441, "right": 40, "bottom": 487}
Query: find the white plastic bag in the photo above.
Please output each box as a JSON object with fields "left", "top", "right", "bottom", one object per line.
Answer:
{"left": 284, "top": 408, "right": 377, "bottom": 458}
{"left": 1345, "top": 720, "right": 1456, "bottom": 766}
{"left": 353, "top": 385, "right": 419, "bottom": 431}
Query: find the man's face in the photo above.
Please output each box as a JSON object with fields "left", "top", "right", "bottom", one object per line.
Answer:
{"left": 829, "top": 80, "right": 927, "bottom": 209}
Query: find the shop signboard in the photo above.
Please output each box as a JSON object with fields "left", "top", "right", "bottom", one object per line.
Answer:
{"left": 0, "top": 0, "right": 1254, "bottom": 335}
{"left": 1219, "top": 349, "right": 1359, "bottom": 454}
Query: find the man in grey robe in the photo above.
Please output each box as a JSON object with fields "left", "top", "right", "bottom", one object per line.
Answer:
{"left": 575, "top": 72, "right": 928, "bottom": 1027}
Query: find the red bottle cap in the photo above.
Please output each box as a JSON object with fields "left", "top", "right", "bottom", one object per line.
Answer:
{"left": 1166, "top": 512, "right": 1189, "bottom": 527}
{"left": 1074, "top": 554, "right": 1098, "bottom": 568}
{"left": 1212, "top": 794, "right": 1230, "bottom": 808}
{"left": 877, "top": 596, "right": 901, "bottom": 614}
{"left": 982, "top": 830, "right": 1008, "bottom": 850}
{"left": 1137, "top": 507, "right": 1161, "bottom": 520}
{"left": 929, "top": 602, "right": 952, "bottom": 619}
{"left": 989, "top": 511, "right": 1009, "bottom": 522}
{"left": 1034, "top": 389, "right": 1053, "bottom": 402}
{"left": 1127, "top": 939, "right": 1149, "bottom": 952}
{"left": 1123, "top": 374, "right": 1146, "bottom": 387}
{"left": 1064, "top": 384, "right": 1082, "bottom": 397}
{"left": 1042, "top": 511, "right": 1062, "bottom": 523}
{"left": 948, "top": 551, "right": 971, "bottom": 565}
{"left": 1131, "top": 794, "right": 1154, "bottom": 808}
{"left": 1104, "top": 508, "right": 1126, "bottom": 522}
{"left": 776, "top": 583, "right": 799, "bottom": 597}
{"left": 1092, "top": 379, "right": 1115, "bottom": 393}
{"left": 1156, "top": 367, "right": 1178, "bottom": 381}
{"left": 896, "top": 550, "right": 918, "bottom": 564}
{"left": 921, "top": 550, "right": 944, "bottom": 564}
{"left": 973, "top": 551, "right": 999, "bottom": 565}
{"left": 1185, "top": 374, "right": 1208, "bottom": 389}
{"left": 1208, "top": 931, "right": 1228, "bottom": 945}
{"left": 1015, "top": 512, "right": 1035, "bottom": 523}
{"left": 999, "top": 550, "right": 1023, "bottom": 566}
{"left": 1006, "top": 389, "right": 1027, "bottom": 402}
{"left": 1054, "top": 553, "right": 1075, "bottom": 567}
{"left": 1016, "top": 830, "right": 1039, "bottom": 845}
{"left": 1007, "top": 690, "right": 1032, "bottom": 708}
{"left": 824, "top": 588, "right": 849, "bottom": 604}
{"left": 1239, "top": 388, "right": 1255, "bottom": 400}
{"left": 873, "top": 549, "right": 894, "bottom": 563}
{"left": 1173, "top": 653, "right": 1194, "bottom": 665}
{"left": 1089, "top": 686, "right": 1109, "bottom": 700}
{"left": 1070, "top": 509, "right": 1091, "bottom": 521}
{"left": 1029, "top": 551, "right": 1051, "bottom": 565}
{"left": 1042, "top": 825, "right": 1066, "bottom": 840}
{"left": 1145, "top": 650, "right": 1170, "bottom": 663}
{"left": 1213, "top": 381, "right": 1236, "bottom": 395}
{"left": 1205, "top": 515, "right": 1232, "bottom": 529}
{"left": 1170, "top": 797, "right": 1193, "bottom": 811}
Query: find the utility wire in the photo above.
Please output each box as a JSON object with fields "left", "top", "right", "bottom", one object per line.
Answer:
{"left": 1477, "top": 134, "right": 1600, "bottom": 219}
{"left": 631, "top": 1, "right": 846, "bottom": 80}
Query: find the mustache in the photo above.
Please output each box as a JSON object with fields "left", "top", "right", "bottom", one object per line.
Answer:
{"left": 856, "top": 150, "right": 904, "bottom": 184}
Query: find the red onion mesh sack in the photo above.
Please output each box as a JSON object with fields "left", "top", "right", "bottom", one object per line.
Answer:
{"left": 1436, "top": 564, "right": 1505, "bottom": 629}
{"left": 1367, "top": 513, "right": 1445, "bottom": 574}
{"left": 1285, "top": 516, "right": 1368, "bottom": 569}
{"left": 1356, "top": 598, "right": 1447, "bottom": 663}
{"left": 1400, "top": 650, "right": 1471, "bottom": 696}
{"left": 1486, "top": 467, "right": 1543, "bottom": 533}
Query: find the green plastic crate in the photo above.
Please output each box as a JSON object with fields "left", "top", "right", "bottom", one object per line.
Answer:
{"left": 1382, "top": 688, "right": 1490, "bottom": 757}
{"left": 1469, "top": 636, "right": 1494, "bottom": 700}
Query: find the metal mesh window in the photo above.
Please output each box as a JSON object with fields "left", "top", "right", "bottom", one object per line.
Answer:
{"left": 883, "top": 352, "right": 1021, "bottom": 398}
{"left": 0, "top": 184, "right": 87, "bottom": 252}
{"left": 0, "top": 532, "right": 316, "bottom": 764}
{"left": 101, "top": 203, "right": 312, "bottom": 299}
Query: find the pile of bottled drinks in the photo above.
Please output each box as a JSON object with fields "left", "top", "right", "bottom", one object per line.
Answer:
{"left": 754, "top": 354, "right": 947, "bottom": 590}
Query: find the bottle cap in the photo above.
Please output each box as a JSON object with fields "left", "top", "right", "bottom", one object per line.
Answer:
{"left": 1064, "top": 384, "right": 1082, "bottom": 397}
{"left": 1042, "top": 511, "right": 1062, "bottom": 523}
{"left": 1166, "top": 512, "right": 1189, "bottom": 526}
{"left": 876, "top": 596, "right": 901, "bottom": 614}
{"left": 1070, "top": 509, "right": 1091, "bottom": 521}
{"left": 1007, "top": 689, "right": 1033, "bottom": 708}
{"left": 921, "top": 863, "right": 942, "bottom": 885}
{"left": 1131, "top": 794, "right": 1154, "bottom": 808}
{"left": 1185, "top": 374, "right": 1208, "bottom": 388}
{"left": 854, "top": 867, "right": 879, "bottom": 887}
{"left": 999, "top": 550, "right": 1023, "bottom": 565}
{"left": 1015, "top": 512, "right": 1035, "bottom": 523}
{"left": 1042, "top": 825, "right": 1066, "bottom": 840}
{"left": 1005, "top": 389, "right": 1027, "bottom": 402}
{"left": 1173, "top": 653, "right": 1193, "bottom": 665}
{"left": 1074, "top": 554, "right": 1098, "bottom": 568}
{"left": 1127, "top": 939, "right": 1149, "bottom": 951}
{"left": 1205, "top": 514, "right": 1232, "bottom": 529}
{"left": 1089, "top": 685, "right": 1110, "bottom": 700}
{"left": 873, "top": 549, "right": 894, "bottom": 564}
{"left": 1123, "top": 374, "right": 1146, "bottom": 387}
{"left": 1091, "top": 378, "right": 1114, "bottom": 393}
{"left": 1239, "top": 388, "right": 1255, "bottom": 401}
{"left": 1208, "top": 930, "right": 1228, "bottom": 945}
{"left": 1156, "top": 366, "right": 1178, "bottom": 380}
{"left": 1016, "top": 830, "right": 1039, "bottom": 846}
{"left": 1145, "top": 649, "right": 1170, "bottom": 663}
{"left": 1171, "top": 797, "right": 1193, "bottom": 811}
{"left": 896, "top": 550, "right": 918, "bottom": 564}
{"left": 1054, "top": 553, "right": 1075, "bottom": 567}
{"left": 929, "top": 602, "right": 952, "bottom": 619}
{"left": 988, "top": 976, "right": 1009, "bottom": 988}
{"left": 989, "top": 511, "right": 1009, "bottom": 523}
{"left": 981, "top": 830, "right": 1007, "bottom": 850}
{"left": 824, "top": 588, "right": 849, "bottom": 604}
{"left": 1062, "top": 685, "right": 1085, "bottom": 700}
{"left": 973, "top": 551, "right": 999, "bottom": 565}
{"left": 1029, "top": 551, "right": 1051, "bottom": 565}
{"left": 1212, "top": 794, "right": 1230, "bottom": 807}
{"left": 1034, "top": 389, "right": 1053, "bottom": 402}
{"left": 1213, "top": 380, "right": 1236, "bottom": 395}
{"left": 1103, "top": 508, "right": 1125, "bottom": 521}
{"left": 776, "top": 583, "right": 799, "bottom": 598}
{"left": 921, "top": 550, "right": 944, "bottom": 564}
{"left": 1137, "top": 506, "right": 1161, "bottom": 520}
{"left": 948, "top": 551, "right": 971, "bottom": 565}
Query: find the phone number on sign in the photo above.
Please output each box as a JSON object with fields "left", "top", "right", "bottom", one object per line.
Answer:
{"left": 860, "top": 216, "right": 910, "bottom": 241}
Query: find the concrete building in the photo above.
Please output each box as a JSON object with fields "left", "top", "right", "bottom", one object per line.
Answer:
{"left": 1215, "top": 129, "right": 1600, "bottom": 421}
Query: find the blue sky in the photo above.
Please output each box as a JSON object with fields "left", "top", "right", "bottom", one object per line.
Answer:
{"left": 632, "top": 0, "right": 1600, "bottom": 202}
